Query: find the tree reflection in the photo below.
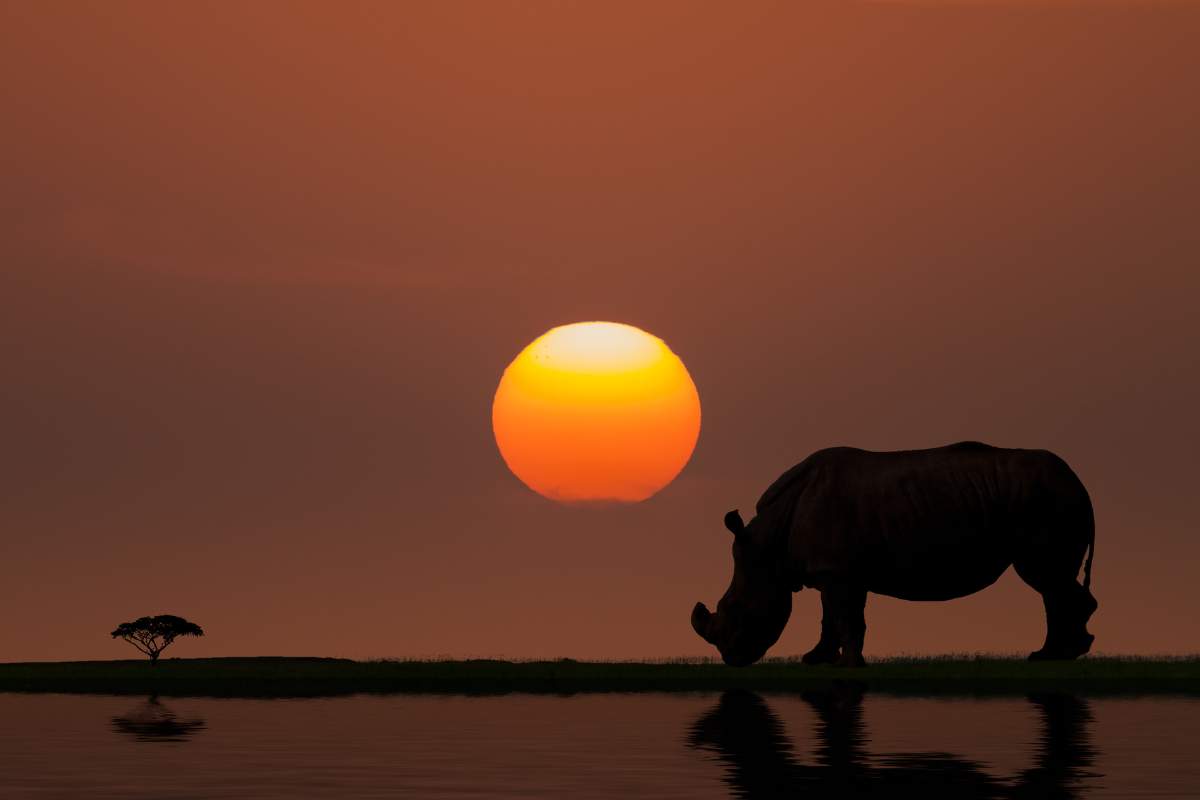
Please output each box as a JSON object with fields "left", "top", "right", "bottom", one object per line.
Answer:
{"left": 688, "top": 684, "right": 1097, "bottom": 799}
{"left": 111, "top": 696, "right": 207, "bottom": 743}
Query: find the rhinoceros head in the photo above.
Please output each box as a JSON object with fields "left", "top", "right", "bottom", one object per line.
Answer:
{"left": 691, "top": 509, "right": 793, "bottom": 667}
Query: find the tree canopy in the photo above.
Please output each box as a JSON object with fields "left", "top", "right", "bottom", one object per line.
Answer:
{"left": 111, "top": 615, "right": 204, "bottom": 663}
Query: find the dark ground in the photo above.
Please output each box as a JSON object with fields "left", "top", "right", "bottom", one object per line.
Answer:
{"left": 2, "top": 656, "right": 1198, "bottom": 698}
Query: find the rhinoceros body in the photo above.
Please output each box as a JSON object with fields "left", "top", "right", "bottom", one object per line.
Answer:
{"left": 691, "top": 442, "right": 1097, "bottom": 666}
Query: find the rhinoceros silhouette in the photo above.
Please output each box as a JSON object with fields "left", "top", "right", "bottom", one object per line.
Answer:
{"left": 692, "top": 442, "right": 1097, "bottom": 666}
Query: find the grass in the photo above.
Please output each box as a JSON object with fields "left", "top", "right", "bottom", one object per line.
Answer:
{"left": 2, "top": 655, "right": 1199, "bottom": 698}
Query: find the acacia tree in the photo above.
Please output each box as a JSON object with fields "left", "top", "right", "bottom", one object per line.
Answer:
{"left": 111, "top": 615, "right": 204, "bottom": 664}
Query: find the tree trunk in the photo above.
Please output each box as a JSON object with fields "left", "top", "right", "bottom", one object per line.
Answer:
{"left": 150, "top": 652, "right": 159, "bottom": 666}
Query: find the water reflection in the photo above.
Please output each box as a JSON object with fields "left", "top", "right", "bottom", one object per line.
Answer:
{"left": 688, "top": 685, "right": 1097, "bottom": 798}
{"left": 111, "top": 696, "right": 207, "bottom": 743}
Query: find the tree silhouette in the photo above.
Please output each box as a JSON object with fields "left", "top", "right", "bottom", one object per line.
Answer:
{"left": 111, "top": 615, "right": 204, "bottom": 664}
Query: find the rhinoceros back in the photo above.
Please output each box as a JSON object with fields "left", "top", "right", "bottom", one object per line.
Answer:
{"left": 759, "top": 442, "right": 1094, "bottom": 601}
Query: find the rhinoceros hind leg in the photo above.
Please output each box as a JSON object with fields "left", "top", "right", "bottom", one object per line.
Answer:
{"left": 1027, "top": 584, "right": 1098, "bottom": 661}
{"left": 1014, "top": 526, "right": 1097, "bottom": 661}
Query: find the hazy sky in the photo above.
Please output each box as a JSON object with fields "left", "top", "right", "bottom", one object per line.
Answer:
{"left": 2, "top": 1, "right": 1198, "bottom": 662}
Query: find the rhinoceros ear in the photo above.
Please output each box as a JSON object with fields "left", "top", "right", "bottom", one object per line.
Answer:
{"left": 724, "top": 509, "right": 745, "bottom": 536}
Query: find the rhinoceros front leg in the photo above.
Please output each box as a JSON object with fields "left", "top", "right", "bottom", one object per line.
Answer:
{"left": 801, "top": 590, "right": 842, "bottom": 665}
{"left": 827, "top": 584, "right": 867, "bottom": 668}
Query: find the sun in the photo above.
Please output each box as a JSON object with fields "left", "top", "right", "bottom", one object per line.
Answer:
{"left": 492, "top": 321, "right": 701, "bottom": 503}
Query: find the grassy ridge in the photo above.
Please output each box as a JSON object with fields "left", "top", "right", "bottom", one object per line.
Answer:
{"left": 2, "top": 656, "right": 1199, "bottom": 697}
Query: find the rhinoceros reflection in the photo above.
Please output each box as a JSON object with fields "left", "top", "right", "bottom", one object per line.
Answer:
{"left": 688, "top": 687, "right": 1097, "bottom": 799}
{"left": 111, "top": 696, "right": 206, "bottom": 743}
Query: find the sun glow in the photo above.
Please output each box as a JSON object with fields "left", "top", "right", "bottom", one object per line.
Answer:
{"left": 492, "top": 321, "right": 701, "bottom": 503}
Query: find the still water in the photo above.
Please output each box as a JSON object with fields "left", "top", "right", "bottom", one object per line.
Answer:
{"left": 1, "top": 690, "right": 1197, "bottom": 798}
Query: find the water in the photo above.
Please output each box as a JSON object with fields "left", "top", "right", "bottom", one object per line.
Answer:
{"left": 1, "top": 691, "right": 1197, "bottom": 798}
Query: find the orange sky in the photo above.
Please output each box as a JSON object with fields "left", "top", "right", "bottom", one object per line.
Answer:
{"left": 2, "top": 1, "right": 1198, "bottom": 661}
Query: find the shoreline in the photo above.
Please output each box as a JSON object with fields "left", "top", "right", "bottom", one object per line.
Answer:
{"left": 2, "top": 656, "right": 1199, "bottom": 698}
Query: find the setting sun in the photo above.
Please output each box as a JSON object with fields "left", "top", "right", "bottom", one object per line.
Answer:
{"left": 492, "top": 322, "right": 701, "bottom": 503}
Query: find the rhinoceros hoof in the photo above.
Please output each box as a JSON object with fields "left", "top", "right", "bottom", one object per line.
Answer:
{"left": 834, "top": 652, "right": 867, "bottom": 668}
{"left": 801, "top": 647, "right": 840, "bottom": 666}
{"left": 1028, "top": 633, "right": 1095, "bottom": 662}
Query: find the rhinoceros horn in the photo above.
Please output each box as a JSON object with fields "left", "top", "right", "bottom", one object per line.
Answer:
{"left": 691, "top": 602, "right": 715, "bottom": 643}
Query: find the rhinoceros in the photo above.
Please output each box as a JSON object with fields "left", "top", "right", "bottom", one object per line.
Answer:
{"left": 691, "top": 442, "right": 1097, "bottom": 666}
